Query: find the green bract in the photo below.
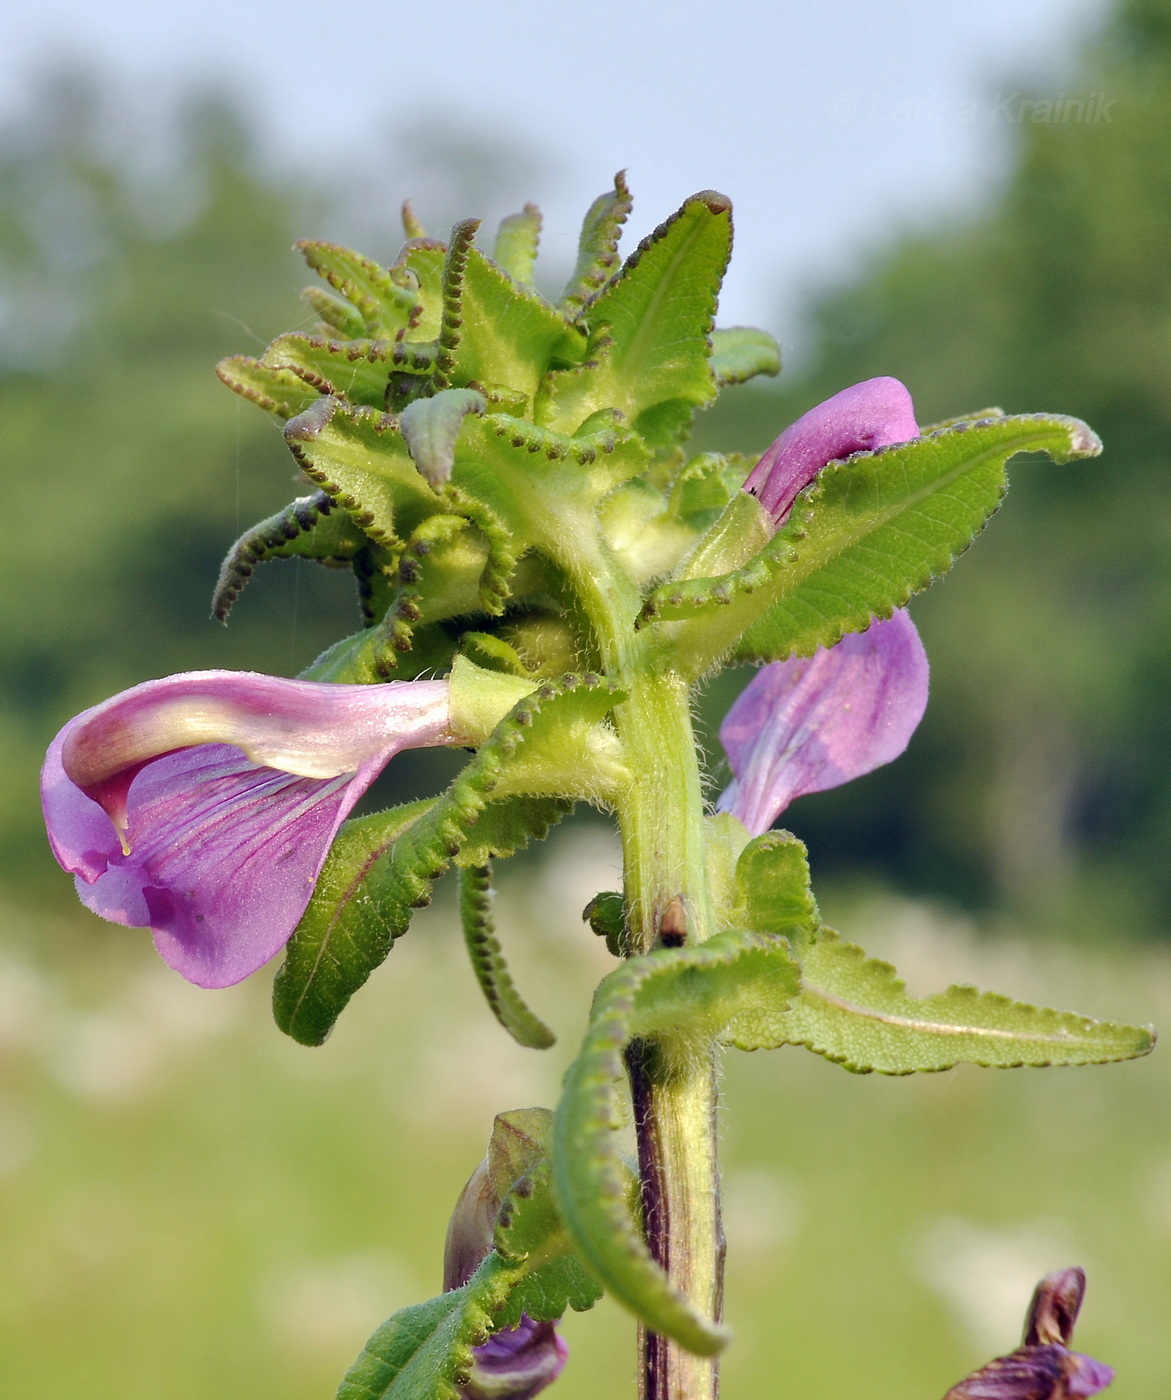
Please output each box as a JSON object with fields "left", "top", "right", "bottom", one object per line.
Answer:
{"left": 215, "top": 179, "right": 1152, "bottom": 1387}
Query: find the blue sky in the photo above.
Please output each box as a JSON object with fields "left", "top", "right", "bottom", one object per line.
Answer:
{"left": 2, "top": 0, "right": 1108, "bottom": 344}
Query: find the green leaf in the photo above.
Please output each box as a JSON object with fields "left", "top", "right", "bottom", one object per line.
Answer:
{"left": 538, "top": 191, "right": 732, "bottom": 443}
{"left": 450, "top": 413, "right": 651, "bottom": 552}
{"left": 558, "top": 171, "right": 632, "bottom": 318}
{"left": 396, "top": 238, "right": 447, "bottom": 342}
{"left": 337, "top": 1252, "right": 521, "bottom": 1400}
{"left": 638, "top": 413, "right": 1103, "bottom": 674}
{"left": 460, "top": 863, "right": 555, "bottom": 1049}
{"left": 283, "top": 396, "right": 442, "bottom": 548}
{"left": 667, "top": 451, "right": 756, "bottom": 534}
{"left": 494, "top": 1164, "right": 605, "bottom": 1328}
{"left": 296, "top": 239, "right": 418, "bottom": 339}
{"left": 302, "top": 284, "right": 368, "bottom": 339}
{"left": 709, "top": 326, "right": 782, "bottom": 386}
{"left": 493, "top": 204, "right": 542, "bottom": 288}
{"left": 729, "top": 830, "right": 820, "bottom": 951}
{"left": 262, "top": 332, "right": 397, "bottom": 408}
{"left": 488, "top": 1110, "right": 606, "bottom": 1327}
{"left": 212, "top": 492, "right": 366, "bottom": 622}
{"left": 300, "top": 621, "right": 457, "bottom": 685}
{"left": 274, "top": 676, "right": 624, "bottom": 1045}
{"left": 436, "top": 220, "right": 585, "bottom": 402}
{"left": 583, "top": 889, "right": 626, "bottom": 957}
{"left": 374, "top": 513, "right": 485, "bottom": 664}
{"left": 215, "top": 354, "right": 320, "bottom": 420}
{"left": 775, "top": 929, "right": 1156, "bottom": 1075}
{"left": 400, "top": 388, "right": 487, "bottom": 487}
{"left": 553, "top": 931, "right": 800, "bottom": 1354}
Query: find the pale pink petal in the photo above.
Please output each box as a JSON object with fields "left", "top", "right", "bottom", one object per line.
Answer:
{"left": 743, "top": 376, "right": 919, "bottom": 524}
{"left": 716, "top": 610, "right": 929, "bottom": 835}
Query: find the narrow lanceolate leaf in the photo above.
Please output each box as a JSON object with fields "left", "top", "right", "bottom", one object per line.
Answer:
{"left": 302, "top": 284, "right": 367, "bottom": 339}
{"left": 212, "top": 492, "right": 366, "bottom": 622}
{"left": 296, "top": 239, "right": 418, "bottom": 339}
{"left": 262, "top": 332, "right": 396, "bottom": 408}
{"left": 553, "top": 931, "right": 800, "bottom": 1355}
{"left": 337, "top": 1252, "right": 522, "bottom": 1400}
{"left": 639, "top": 414, "right": 1102, "bottom": 676}
{"left": 709, "top": 326, "right": 782, "bottom": 386}
{"left": 460, "top": 864, "right": 555, "bottom": 1049}
{"left": 274, "top": 676, "right": 624, "bottom": 1045}
{"left": 558, "top": 171, "right": 633, "bottom": 318}
{"left": 283, "top": 396, "right": 442, "bottom": 547}
{"left": 538, "top": 192, "right": 732, "bottom": 443}
{"left": 215, "top": 354, "right": 320, "bottom": 419}
{"left": 493, "top": 204, "right": 542, "bottom": 287}
{"left": 436, "top": 220, "right": 584, "bottom": 403}
{"left": 775, "top": 929, "right": 1156, "bottom": 1075}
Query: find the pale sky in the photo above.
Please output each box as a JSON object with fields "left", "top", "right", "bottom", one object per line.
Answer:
{"left": 1, "top": 0, "right": 1109, "bottom": 344}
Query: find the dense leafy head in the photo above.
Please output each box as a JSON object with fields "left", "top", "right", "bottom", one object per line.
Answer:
{"left": 215, "top": 177, "right": 781, "bottom": 683}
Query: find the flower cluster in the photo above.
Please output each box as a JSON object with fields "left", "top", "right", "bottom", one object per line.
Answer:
{"left": 41, "top": 378, "right": 930, "bottom": 986}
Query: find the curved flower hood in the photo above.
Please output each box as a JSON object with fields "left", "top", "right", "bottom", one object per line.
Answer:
{"left": 42, "top": 671, "right": 453, "bottom": 988}
{"left": 744, "top": 375, "right": 919, "bottom": 525}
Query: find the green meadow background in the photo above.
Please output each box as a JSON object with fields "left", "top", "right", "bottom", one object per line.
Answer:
{"left": 4, "top": 0, "right": 1171, "bottom": 1394}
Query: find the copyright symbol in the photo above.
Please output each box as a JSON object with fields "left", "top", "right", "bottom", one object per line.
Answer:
{"left": 827, "top": 93, "right": 860, "bottom": 123}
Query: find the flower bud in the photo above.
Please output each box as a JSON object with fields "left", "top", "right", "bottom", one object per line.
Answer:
{"left": 443, "top": 1154, "right": 569, "bottom": 1400}
{"left": 743, "top": 376, "right": 919, "bottom": 526}
{"left": 443, "top": 1158, "right": 499, "bottom": 1293}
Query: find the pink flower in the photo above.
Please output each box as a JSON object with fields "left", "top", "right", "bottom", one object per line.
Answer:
{"left": 743, "top": 375, "right": 919, "bottom": 525}
{"left": 42, "top": 671, "right": 453, "bottom": 988}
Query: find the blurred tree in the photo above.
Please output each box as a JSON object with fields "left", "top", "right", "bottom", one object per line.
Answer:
{"left": 0, "top": 74, "right": 362, "bottom": 895}
{"left": 0, "top": 73, "right": 549, "bottom": 902}
{"left": 696, "top": 0, "right": 1171, "bottom": 933}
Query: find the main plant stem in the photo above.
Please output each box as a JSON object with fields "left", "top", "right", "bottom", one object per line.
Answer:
{"left": 616, "top": 671, "right": 722, "bottom": 1400}
{"left": 565, "top": 534, "right": 724, "bottom": 1400}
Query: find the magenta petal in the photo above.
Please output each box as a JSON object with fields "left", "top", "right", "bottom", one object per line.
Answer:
{"left": 41, "top": 672, "right": 454, "bottom": 987}
{"left": 464, "top": 1317, "right": 568, "bottom": 1400}
{"left": 944, "top": 1346, "right": 1113, "bottom": 1399}
{"left": 743, "top": 376, "right": 919, "bottom": 524}
{"left": 1067, "top": 1355, "right": 1115, "bottom": 1398}
{"left": 716, "top": 610, "right": 929, "bottom": 836}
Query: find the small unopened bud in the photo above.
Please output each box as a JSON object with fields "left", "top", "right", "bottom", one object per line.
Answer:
{"left": 1023, "top": 1267, "right": 1085, "bottom": 1348}
{"left": 443, "top": 1130, "right": 569, "bottom": 1400}
{"left": 443, "top": 1157, "right": 499, "bottom": 1292}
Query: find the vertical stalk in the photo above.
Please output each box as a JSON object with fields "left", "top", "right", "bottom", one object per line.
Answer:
{"left": 616, "top": 671, "right": 722, "bottom": 1400}
{"left": 565, "top": 540, "right": 723, "bottom": 1400}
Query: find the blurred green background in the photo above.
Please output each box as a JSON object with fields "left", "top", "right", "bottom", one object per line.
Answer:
{"left": 3, "top": 0, "right": 1171, "bottom": 1394}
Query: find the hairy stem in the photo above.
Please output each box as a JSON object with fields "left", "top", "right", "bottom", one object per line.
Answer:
{"left": 617, "top": 671, "right": 722, "bottom": 1400}
{"left": 567, "top": 540, "right": 724, "bottom": 1400}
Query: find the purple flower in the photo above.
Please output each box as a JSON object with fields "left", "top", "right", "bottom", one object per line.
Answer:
{"left": 462, "top": 1318, "right": 569, "bottom": 1400}
{"left": 743, "top": 375, "right": 919, "bottom": 525}
{"left": 41, "top": 670, "right": 453, "bottom": 988}
{"left": 943, "top": 1268, "right": 1114, "bottom": 1399}
{"left": 716, "top": 609, "right": 929, "bottom": 835}
{"left": 445, "top": 1159, "right": 568, "bottom": 1400}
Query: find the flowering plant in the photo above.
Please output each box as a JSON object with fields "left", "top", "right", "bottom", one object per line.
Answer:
{"left": 41, "top": 177, "right": 1149, "bottom": 1399}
